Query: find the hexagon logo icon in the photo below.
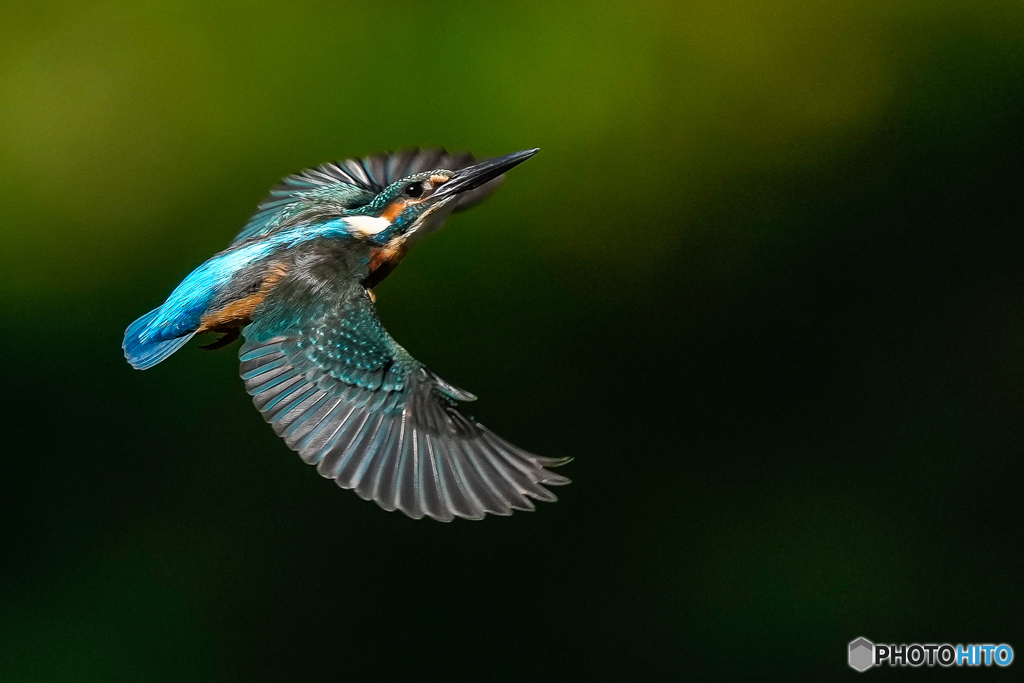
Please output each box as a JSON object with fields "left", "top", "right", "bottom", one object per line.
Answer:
{"left": 849, "top": 637, "right": 874, "bottom": 672}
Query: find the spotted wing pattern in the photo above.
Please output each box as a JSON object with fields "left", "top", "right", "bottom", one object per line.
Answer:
{"left": 239, "top": 289, "right": 569, "bottom": 521}
{"left": 233, "top": 149, "right": 503, "bottom": 245}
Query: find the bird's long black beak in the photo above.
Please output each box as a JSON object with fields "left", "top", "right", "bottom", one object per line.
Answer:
{"left": 434, "top": 148, "right": 539, "bottom": 199}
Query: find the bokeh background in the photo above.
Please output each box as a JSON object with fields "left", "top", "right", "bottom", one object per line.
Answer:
{"left": 2, "top": 0, "right": 1023, "bottom": 679}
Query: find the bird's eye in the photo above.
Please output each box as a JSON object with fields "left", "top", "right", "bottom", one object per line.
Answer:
{"left": 404, "top": 182, "right": 424, "bottom": 198}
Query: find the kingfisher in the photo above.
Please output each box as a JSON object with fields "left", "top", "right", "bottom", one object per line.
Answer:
{"left": 123, "top": 148, "right": 569, "bottom": 522}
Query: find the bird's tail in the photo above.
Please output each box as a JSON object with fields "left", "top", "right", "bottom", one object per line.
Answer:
{"left": 123, "top": 308, "right": 196, "bottom": 370}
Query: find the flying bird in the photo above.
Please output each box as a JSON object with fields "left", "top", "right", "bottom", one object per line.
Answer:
{"left": 123, "top": 148, "right": 569, "bottom": 521}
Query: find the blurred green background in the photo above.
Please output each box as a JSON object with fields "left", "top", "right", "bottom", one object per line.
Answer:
{"left": 2, "top": 0, "right": 1023, "bottom": 679}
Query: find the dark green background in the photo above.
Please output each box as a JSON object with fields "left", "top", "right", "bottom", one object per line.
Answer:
{"left": 2, "top": 1, "right": 1022, "bottom": 680}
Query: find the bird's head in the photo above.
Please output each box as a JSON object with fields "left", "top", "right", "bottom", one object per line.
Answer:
{"left": 342, "top": 148, "right": 539, "bottom": 246}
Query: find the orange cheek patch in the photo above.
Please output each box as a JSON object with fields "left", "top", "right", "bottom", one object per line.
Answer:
{"left": 380, "top": 200, "right": 408, "bottom": 223}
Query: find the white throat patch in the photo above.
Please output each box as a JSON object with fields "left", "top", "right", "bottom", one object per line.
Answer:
{"left": 345, "top": 215, "right": 391, "bottom": 236}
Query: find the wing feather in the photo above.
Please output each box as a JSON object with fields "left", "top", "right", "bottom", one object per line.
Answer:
{"left": 239, "top": 286, "right": 568, "bottom": 521}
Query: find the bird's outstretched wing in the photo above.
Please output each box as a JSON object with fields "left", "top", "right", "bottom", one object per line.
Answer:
{"left": 239, "top": 286, "right": 569, "bottom": 521}
{"left": 233, "top": 149, "right": 502, "bottom": 245}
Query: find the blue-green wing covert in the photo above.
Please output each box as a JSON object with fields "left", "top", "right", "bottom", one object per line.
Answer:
{"left": 238, "top": 288, "right": 569, "bottom": 521}
{"left": 233, "top": 149, "right": 502, "bottom": 245}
